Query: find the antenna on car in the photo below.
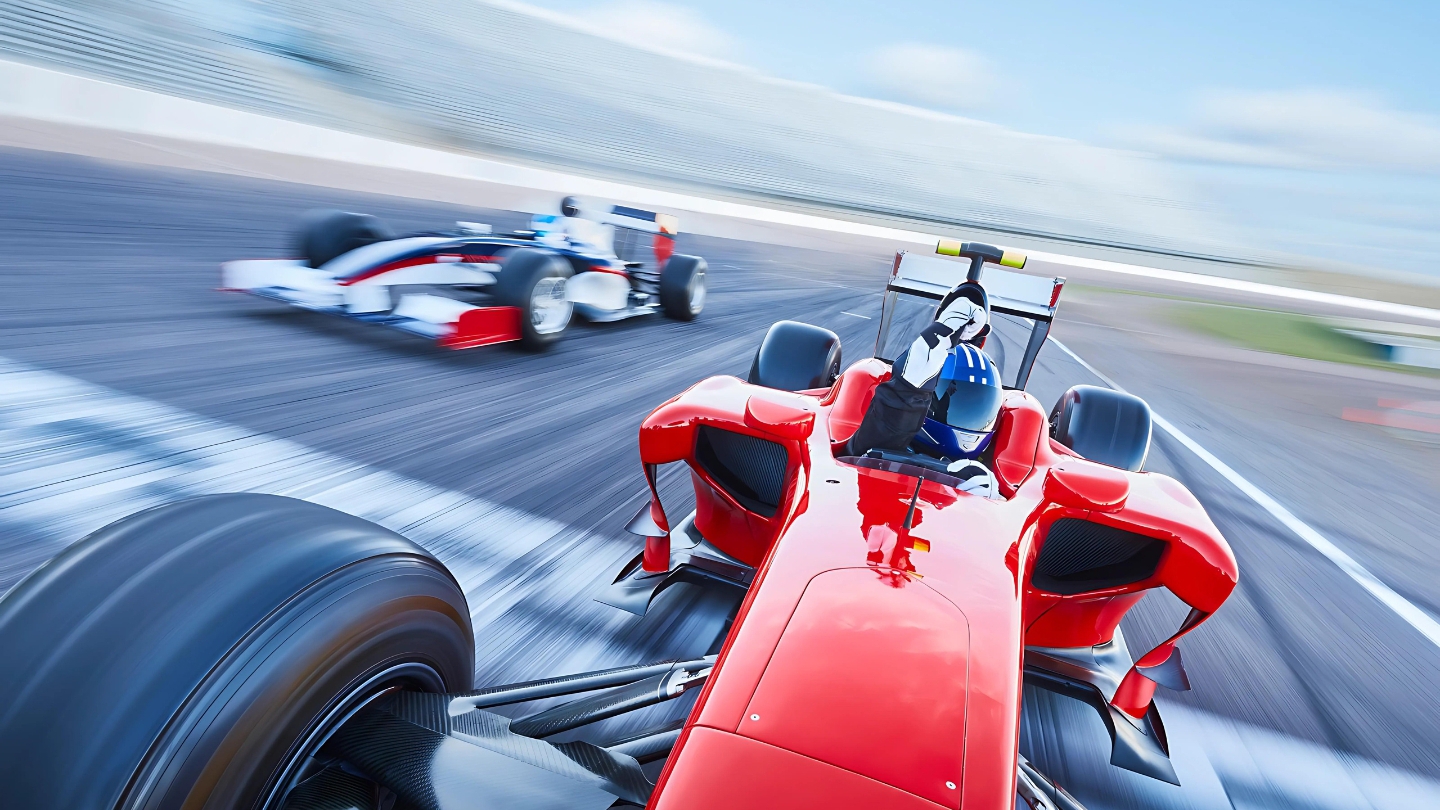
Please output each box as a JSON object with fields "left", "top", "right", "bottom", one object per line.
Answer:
{"left": 936, "top": 240, "right": 1027, "bottom": 282}
{"left": 901, "top": 478, "right": 923, "bottom": 531}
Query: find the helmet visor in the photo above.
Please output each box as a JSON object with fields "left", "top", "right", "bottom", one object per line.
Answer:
{"left": 930, "top": 378, "right": 1004, "bottom": 434}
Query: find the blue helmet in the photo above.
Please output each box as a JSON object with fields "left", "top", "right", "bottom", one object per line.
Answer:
{"left": 914, "top": 343, "right": 1003, "bottom": 460}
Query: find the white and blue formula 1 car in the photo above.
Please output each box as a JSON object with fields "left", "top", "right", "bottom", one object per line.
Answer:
{"left": 221, "top": 202, "right": 707, "bottom": 350}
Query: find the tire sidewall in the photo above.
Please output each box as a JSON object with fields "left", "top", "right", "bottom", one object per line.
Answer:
{"left": 659, "top": 254, "right": 705, "bottom": 321}
{"left": 0, "top": 495, "right": 473, "bottom": 810}
{"left": 496, "top": 249, "right": 573, "bottom": 349}
{"left": 125, "top": 557, "right": 471, "bottom": 810}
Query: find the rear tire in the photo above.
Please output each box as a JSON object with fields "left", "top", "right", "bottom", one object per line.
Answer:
{"left": 0, "top": 494, "right": 473, "bottom": 810}
{"left": 1050, "top": 384, "right": 1153, "bottom": 471}
{"left": 747, "top": 320, "right": 842, "bottom": 391}
{"left": 295, "top": 209, "right": 393, "bottom": 268}
{"left": 495, "top": 248, "right": 574, "bottom": 350}
{"left": 659, "top": 254, "right": 706, "bottom": 321}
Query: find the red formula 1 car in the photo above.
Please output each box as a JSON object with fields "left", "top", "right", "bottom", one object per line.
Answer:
{"left": 0, "top": 243, "right": 1237, "bottom": 810}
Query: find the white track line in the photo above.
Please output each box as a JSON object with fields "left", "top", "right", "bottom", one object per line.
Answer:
{"left": 1048, "top": 337, "right": 1440, "bottom": 648}
{"left": 0, "top": 355, "right": 715, "bottom": 682}
{"left": 0, "top": 355, "right": 615, "bottom": 606}
{"left": 1032, "top": 252, "right": 1440, "bottom": 324}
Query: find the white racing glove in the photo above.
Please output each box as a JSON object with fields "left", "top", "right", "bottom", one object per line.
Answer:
{"left": 898, "top": 296, "right": 989, "bottom": 388}
{"left": 946, "top": 459, "right": 1001, "bottom": 499}
{"left": 938, "top": 295, "right": 988, "bottom": 341}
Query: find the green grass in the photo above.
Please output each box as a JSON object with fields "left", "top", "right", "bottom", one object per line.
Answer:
{"left": 1171, "top": 302, "right": 1440, "bottom": 376}
{"left": 1064, "top": 284, "right": 1440, "bottom": 377}
{"left": 1174, "top": 304, "right": 1376, "bottom": 362}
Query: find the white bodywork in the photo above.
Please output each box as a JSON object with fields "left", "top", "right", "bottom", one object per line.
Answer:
{"left": 566, "top": 270, "right": 631, "bottom": 310}
{"left": 222, "top": 257, "right": 499, "bottom": 315}
{"left": 531, "top": 215, "right": 616, "bottom": 256}
{"left": 344, "top": 284, "right": 392, "bottom": 314}
{"left": 223, "top": 260, "right": 342, "bottom": 309}
{"left": 390, "top": 294, "right": 482, "bottom": 339}
{"left": 221, "top": 258, "right": 496, "bottom": 342}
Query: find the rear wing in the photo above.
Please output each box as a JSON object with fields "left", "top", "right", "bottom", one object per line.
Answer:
{"left": 601, "top": 205, "right": 679, "bottom": 236}
{"left": 876, "top": 250, "right": 1065, "bottom": 390}
{"left": 603, "top": 205, "right": 678, "bottom": 269}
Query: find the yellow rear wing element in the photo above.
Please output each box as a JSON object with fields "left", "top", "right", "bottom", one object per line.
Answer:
{"left": 936, "top": 239, "right": 1027, "bottom": 274}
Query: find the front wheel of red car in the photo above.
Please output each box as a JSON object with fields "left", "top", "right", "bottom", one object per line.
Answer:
{"left": 0, "top": 494, "right": 474, "bottom": 810}
{"left": 1050, "top": 384, "right": 1153, "bottom": 471}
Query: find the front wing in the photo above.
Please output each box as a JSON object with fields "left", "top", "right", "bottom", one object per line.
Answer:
{"left": 221, "top": 259, "right": 523, "bottom": 349}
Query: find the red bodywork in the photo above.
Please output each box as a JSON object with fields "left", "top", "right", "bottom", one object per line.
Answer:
{"left": 439, "top": 306, "right": 523, "bottom": 349}
{"left": 636, "top": 361, "right": 1237, "bottom": 809}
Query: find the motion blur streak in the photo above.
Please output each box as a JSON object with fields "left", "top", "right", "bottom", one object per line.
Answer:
{"left": 3, "top": 58, "right": 1433, "bottom": 323}
{"left": 0, "top": 353, "right": 647, "bottom": 672}
{"left": 1027, "top": 251, "right": 1440, "bottom": 324}
{"left": 0, "top": 0, "right": 1228, "bottom": 258}
{"left": 6, "top": 350, "right": 1440, "bottom": 809}
{"left": 0, "top": 351, "right": 557, "bottom": 571}
{"left": 1050, "top": 337, "right": 1440, "bottom": 649}
{"left": 0, "top": 146, "right": 1435, "bottom": 804}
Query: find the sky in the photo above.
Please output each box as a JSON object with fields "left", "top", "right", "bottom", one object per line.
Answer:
{"left": 517, "top": 0, "right": 1440, "bottom": 272}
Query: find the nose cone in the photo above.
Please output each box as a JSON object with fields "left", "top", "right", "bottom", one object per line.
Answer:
{"left": 736, "top": 567, "right": 971, "bottom": 807}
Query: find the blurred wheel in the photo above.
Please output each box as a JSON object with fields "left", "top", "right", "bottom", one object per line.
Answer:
{"left": 660, "top": 254, "right": 706, "bottom": 321}
{"left": 295, "top": 209, "right": 393, "bottom": 268}
{"left": 0, "top": 494, "right": 473, "bottom": 810}
{"left": 496, "top": 248, "right": 574, "bottom": 350}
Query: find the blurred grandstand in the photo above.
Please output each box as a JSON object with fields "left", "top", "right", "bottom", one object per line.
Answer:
{"left": 0, "top": 0, "right": 1243, "bottom": 259}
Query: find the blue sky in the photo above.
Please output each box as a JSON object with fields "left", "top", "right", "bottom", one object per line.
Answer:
{"left": 521, "top": 0, "right": 1438, "bottom": 143}
{"left": 520, "top": 0, "right": 1440, "bottom": 272}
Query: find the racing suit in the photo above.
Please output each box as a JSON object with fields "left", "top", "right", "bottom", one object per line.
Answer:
{"left": 845, "top": 295, "right": 991, "bottom": 465}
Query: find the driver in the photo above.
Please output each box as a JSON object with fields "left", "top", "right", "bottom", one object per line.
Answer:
{"left": 533, "top": 196, "right": 615, "bottom": 254}
{"left": 845, "top": 282, "right": 1004, "bottom": 497}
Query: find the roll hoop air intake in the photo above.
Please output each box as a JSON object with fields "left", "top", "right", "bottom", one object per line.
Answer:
{"left": 936, "top": 239, "right": 1028, "bottom": 281}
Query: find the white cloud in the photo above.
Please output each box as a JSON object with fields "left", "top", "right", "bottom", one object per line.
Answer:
{"left": 570, "top": 0, "right": 741, "bottom": 62}
{"left": 1119, "top": 126, "right": 1318, "bottom": 170}
{"left": 864, "top": 43, "right": 999, "bottom": 111}
{"left": 1126, "top": 89, "right": 1440, "bottom": 174}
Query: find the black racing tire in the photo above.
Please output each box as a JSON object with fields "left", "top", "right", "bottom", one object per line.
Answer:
{"left": 659, "top": 254, "right": 706, "bottom": 321}
{"left": 747, "top": 320, "right": 842, "bottom": 391}
{"left": 1050, "top": 384, "right": 1153, "bottom": 471}
{"left": 295, "top": 209, "right": 394, "bottom": 268}
{"left": 495, "top": 248, "right": 574, "bottom": 350}
{"left": 0, "top": 494, "right": 473, "bottom": 810}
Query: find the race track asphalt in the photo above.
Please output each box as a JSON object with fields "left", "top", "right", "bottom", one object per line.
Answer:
{"left": 1, "top": 145, "right": 1437, "bottom": 808}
